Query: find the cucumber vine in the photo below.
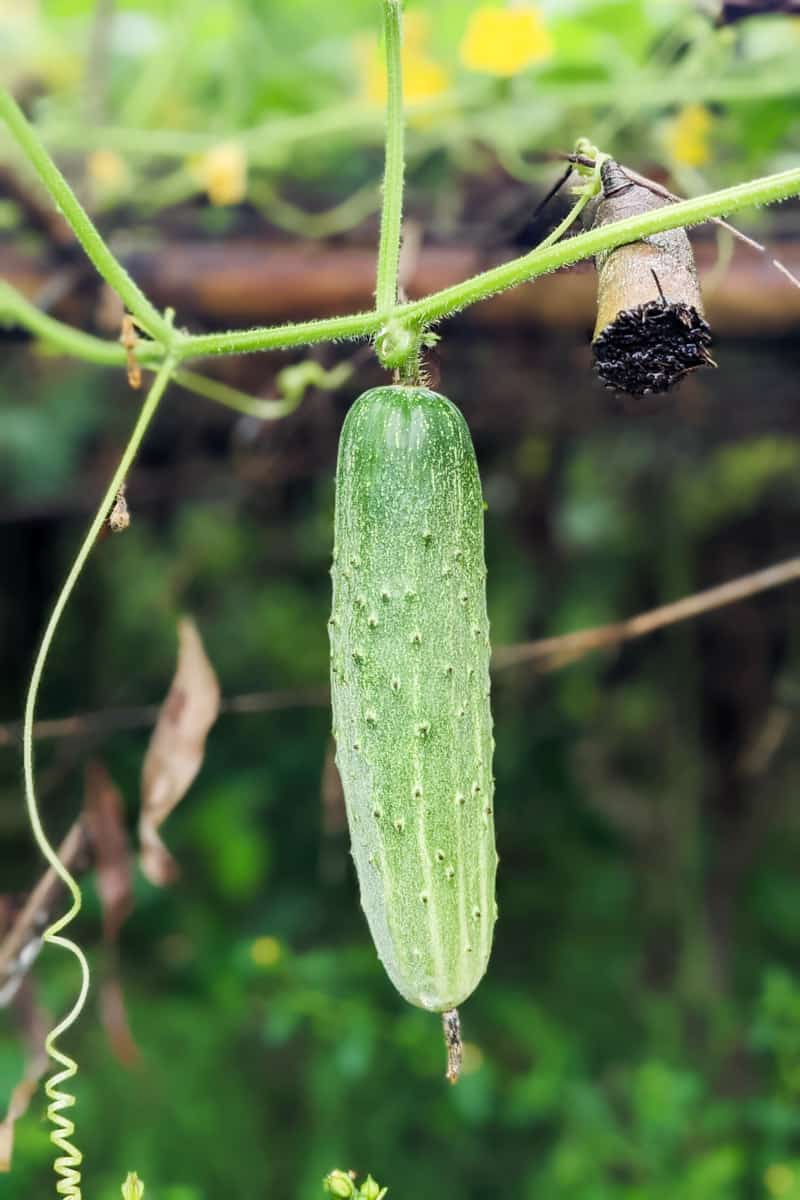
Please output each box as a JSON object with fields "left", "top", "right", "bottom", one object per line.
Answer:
{"left": 2, "top": 0, "right": 800, "bottom": 1193}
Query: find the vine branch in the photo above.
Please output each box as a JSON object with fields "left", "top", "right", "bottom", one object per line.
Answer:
{"left": 375, "top": 0, "right": 405, "bottom": 316}
{"left": 4, "top": 83, "right": 800, "bottom": 374}
{"left": 0, "top": 282, "right": 310, "bottom": 420}
{"left": 0, "top": 90, "right": 173, "bottom": 344}
{"left": 175, "top": 166, "right": 800, "bottom": 360}
{"left": 492, "top": 556, "right": 800, "bottom": 671}
{"left": 4, "top": 84, "right": 800, "bottom": 376}
{"left": 0, "top": 686, "right": 330, "bottom": 748}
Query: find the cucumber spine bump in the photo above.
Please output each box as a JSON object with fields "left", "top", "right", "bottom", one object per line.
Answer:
{"left": 329, "top": 385, "right": 497, "bottom": 1012}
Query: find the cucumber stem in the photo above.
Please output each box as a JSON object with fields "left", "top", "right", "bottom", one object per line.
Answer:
{"left": 443, "top": 1008, "right": 462, "bottom": 1084}
{"left": 375, "top": 0, "right": 406, "bottom": 317}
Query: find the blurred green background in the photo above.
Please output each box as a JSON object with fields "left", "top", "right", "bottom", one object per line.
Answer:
{"left": 2, "top": 2, "right": 800, "bottom": 1198}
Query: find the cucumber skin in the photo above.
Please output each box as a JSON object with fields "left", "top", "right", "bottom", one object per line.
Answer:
{"left": 329, "top": 386, "right": 497, "bottom": 1012}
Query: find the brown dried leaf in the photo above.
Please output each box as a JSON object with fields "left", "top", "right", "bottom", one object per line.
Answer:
{"left": 84, "top": 760, "right": 133, "bottom": 944}
{"left": 0, "top": 1052, "right": 48, "bottom": 1171}
{"left": 120, "top": 314, "right": 142, "bottom": 390}
{"left": 82, "top": 763, "right": 141, "bottom": 1065}
{"left": 139, "top": 618, "right": 220, "bottom": 886}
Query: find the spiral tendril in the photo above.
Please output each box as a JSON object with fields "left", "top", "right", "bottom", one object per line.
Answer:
{"left": 25, "top": 686, "right": 91, "bottom": 1198}
{"left": 21, "top": 358, "right": 175, "bottom": 1197}
{"left": 43, "top": 932, "right": 90, "bottom": 1198}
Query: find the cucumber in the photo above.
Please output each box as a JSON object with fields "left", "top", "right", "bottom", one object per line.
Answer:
{"left": 329, "top": 385, "right": 497, "bottom": 1012}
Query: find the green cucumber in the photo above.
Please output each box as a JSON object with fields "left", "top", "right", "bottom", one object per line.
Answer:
{"left": 329, "top": 385, "right": 497, "bottom": 1013}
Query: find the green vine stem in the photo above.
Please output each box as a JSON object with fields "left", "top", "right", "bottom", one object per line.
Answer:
{"left": 403, "top": 164, "right": 800, "bottom": 326}
{"left": 250, "top": 179, "right": 380, "bottom": 239}
{"left": 0, "top": 89, "right": 172, "bottom": 343}
{"left": 176, "top": 165, "right": 800, "bottom": 359}
{"left": 0, "top": 282, "right": 304, "bottom": 420}
{"left": 32, "top": 92, "right": 442, "bottom": 163}
{"left": 22, "top": 352, "right": 175, "bottom": 1199}
{"left": 2, "top": 83, "right": 800, "bottom": 375}
{"left": 375, "top": 0, "right": 405, "bottom": 316}
{"left": 2, "top": 83, "right": 800, "bottom": 363}
{"left": 534, "top": 188, "right": 594, "bottom": 253}
{"left": 0, "top": 281, "right": 163, "bottom": 367}
{"left": 2, "top": 85, "right": 799, "bottom": 371}
{"left": 172, "top": 367, "right": 303, "bottom": 419}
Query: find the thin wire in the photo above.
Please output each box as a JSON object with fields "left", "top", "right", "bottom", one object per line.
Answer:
{"left": 529, "top": 164, "right": 573, "bottom": 223}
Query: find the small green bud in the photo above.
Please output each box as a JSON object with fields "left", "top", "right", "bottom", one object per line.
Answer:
{"left": 359, "top": 1175, "right": 387, "bottom": 1200}
{"left": 121, "top": 1173, "right": 145, "bottom": 1200}
{"left": 324, "top": 1169, "right": 356, "bottom": 1198}
{"left": 375, "top": 320, "right": 418, "bottom": 370}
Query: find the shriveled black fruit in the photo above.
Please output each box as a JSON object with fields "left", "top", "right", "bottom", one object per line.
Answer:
{"left": 592, "top": 160, "right": 714, "bottom": 396}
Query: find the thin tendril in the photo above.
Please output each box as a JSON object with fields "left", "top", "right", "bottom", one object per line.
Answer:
{"left": 22, "top": 353, "right": 175, "bottom": 1198}
{"left": 534, "top": 181, "right": 596, "bottom": 253}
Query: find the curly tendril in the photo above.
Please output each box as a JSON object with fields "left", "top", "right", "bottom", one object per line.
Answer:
{"left": 22, "top": 355, "right": 175, "bottom": 1197}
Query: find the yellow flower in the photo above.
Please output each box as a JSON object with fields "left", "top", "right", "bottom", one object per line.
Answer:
{"left": 665, "top": 104, "right": 712, "bottom": 168}
{"left": 401, "top": 54, "right": 450, "bottom": 106}
{"left": 459, "top": 5, "right": 553, "bottom": 77}
{"left": 34, "top": 46, "right": 83, "bottom": 91}
{"left": 354, "top": 11, "right": 450, "bottom": 107}
{"left": 765, "top": 1164, "right": 796, "bottom": 1198}
{"left": 250, "top": 936, "right": 282, "bottom": 968}
{"left": 87, "top": 149, "right": 129, "bottom": 194}
{"left": 190, "top": 141, "right": 247, "bottom": 207}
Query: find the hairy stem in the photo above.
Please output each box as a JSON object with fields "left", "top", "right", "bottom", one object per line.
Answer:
{"left": 375, "top": 0, "right": 405, "bottom": 315}
{"left": 177, "top": 165, "right": 800, "bottom": 359}
{"left": 401, "top": 165, "right": 800, "bottom": 326}
{"left": 0, "top": 281, "right": 160, "bottom": 366}
{"left": 171, "top": 367, "right": 304, "bottom": 419}
{"left": 0, "top": 88, "right": 173, "bottom": 342}
{"left": 3, "top": 80, "right": 800, "bottom": 370}
{"left": 177, "top": 310, "right": 379, "bottom": 359}
{"left": 0, "top": 282, "right": 297, "bottom": 419}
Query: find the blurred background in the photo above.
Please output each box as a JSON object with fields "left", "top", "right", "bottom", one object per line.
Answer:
{"left": 2, "top": 1, "right": 800, "bottom": 1197}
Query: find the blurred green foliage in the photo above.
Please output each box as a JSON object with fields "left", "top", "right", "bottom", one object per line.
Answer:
{"left": 2, "top": 0, "right": 800, "bottom": 228}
